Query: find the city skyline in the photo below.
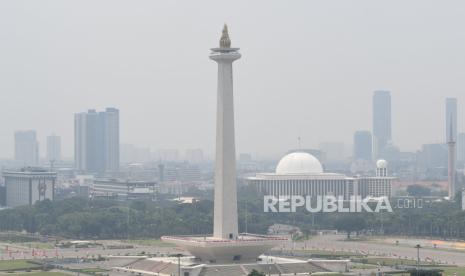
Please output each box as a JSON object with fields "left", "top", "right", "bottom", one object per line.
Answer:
{"left": 1, "top": 1, "right": 465, "bottom": 160}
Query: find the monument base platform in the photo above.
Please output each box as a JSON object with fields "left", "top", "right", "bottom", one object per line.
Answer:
{"left": 161, "top": 233, "right": 287, "bottom": 263}
{"left": 112, "top": 255, "right": 349, "bottom": 276}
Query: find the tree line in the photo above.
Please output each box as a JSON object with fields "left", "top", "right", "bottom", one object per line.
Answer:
{"left": 0, "top": 186, "right": 464, "bottom": 240}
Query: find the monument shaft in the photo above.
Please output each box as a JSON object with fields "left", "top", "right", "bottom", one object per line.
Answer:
{"left": 210, "top": 26, "right": 241, "bottom": 240}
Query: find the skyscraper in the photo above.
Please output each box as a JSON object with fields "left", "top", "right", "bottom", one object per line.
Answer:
{"left": 446, "top": 98, "right": 457, "bottom": 143}
{"left": 102, "top": 108, "right": 120, "bottom": 172}
{"left": 46, "top": 134, "right": 61, "bottom": 162}
{"left": 458, "top": 132, "right": 465, "bottom": 165}
{"left": 372, "top": 90, "right": 391, "bottom": 158}
{"left": 74, "top": 108, "right": 119, "bottom": 174}
{"left": 14, "top": 130, "right": 39, "bottom": 166}
{"left": 353, "top": 130, "right": 372, "bottom": 161}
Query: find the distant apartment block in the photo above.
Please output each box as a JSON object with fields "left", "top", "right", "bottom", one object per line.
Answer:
{"left": 74, "top": 108, "right": 120, "bottom": 174}
{"left": 14, "top": 130, "right": 39, "bottom": 166}
{"left": 353, "top": 130, "right": 372, "bottom": 161}
{"left": 46, "top": 134, "right": 62, "bottom": 162}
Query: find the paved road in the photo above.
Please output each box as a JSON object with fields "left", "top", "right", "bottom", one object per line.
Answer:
{"left": 286, "top": 234, "right": 465, "bottom": 266}
{"left": 0, "top": 241, "right": 183, "bottom": 261}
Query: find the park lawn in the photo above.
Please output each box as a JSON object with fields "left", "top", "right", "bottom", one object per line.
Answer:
{"left": 297, "top": 249, "right": 365, "bottom": 258}
{"left": 6, "top": 272, "right": 70, "bottom": 276}
{"left": 0, "top": 260, "right": 41, "bottom": 271}
{"left": 123, "top": 239, "right": 175, "bottom": 247}
{"left": 20, "top": 242, "right": 55, "bottom": 250}
{"left": 437, "top": 266, "right": 465, "bottom": 276}
{"left": 353, "top": 257, "right": 433, "bottom": 266}
{"left": 350, "top": 263, "right": 378, "bottom": 269}
{"left": 77, "top": 268, "right": 108, "bottom": 273}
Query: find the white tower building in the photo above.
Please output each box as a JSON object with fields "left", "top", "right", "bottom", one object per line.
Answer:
{"left": 376, "top": 159, "right": 388, "bottom": 177}
{"left": 210, "top": 25, "right": 241, "bottom": 240}
{"left": 447, "top": 117, "right": 456, "bottom": 199}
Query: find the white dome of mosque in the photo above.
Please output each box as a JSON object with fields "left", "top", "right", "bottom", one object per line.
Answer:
{"left": 376, "top": 159, "right": 388, "bottom": 169}
{"left": 276, "top": 152, "right": 324, "bottom": 174}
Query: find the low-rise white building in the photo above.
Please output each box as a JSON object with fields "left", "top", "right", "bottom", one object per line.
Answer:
{"left": 246, "top": 152, "right": 394, "bottom": 199}
{"left": 3, "top": 167, "right": 56, "bottom": 207}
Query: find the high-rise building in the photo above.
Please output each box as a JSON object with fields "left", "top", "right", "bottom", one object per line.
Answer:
{"left": 46, "top": 134, "right": 61, "bottom": 162}
{"left": 446, "top": 98, "right": 457, "bottom": 143}
{"left": 14, "top": 130, "right": 39, "bottom": 166}
{"left": 372, "top": 90, "right": 391, "bottom": 158}
{"left": 102, "top": 108, "right": 120, "bottom": 172}
{"left": 458, "top": 133, "right": 465, "bottom": 165}
{"left": 319, "top": 142, "right": 346, "bottom": 161}
{"left": 185, "top": 149, "right": 204, "bottom": 164}
{"left": 353, "top": 130, "right": 372, "bottom": 161}
{"left": 74, "top": 108, "right": 119, "bottom": 174}
{"left": 418, "top": 143, "right": 448, "bottom": 169}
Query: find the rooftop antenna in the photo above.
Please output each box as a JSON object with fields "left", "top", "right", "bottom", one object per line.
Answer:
{"left": 298, "top": 136, "right": 302, "bottom": 150}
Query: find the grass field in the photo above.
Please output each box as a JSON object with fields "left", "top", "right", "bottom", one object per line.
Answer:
{"left": 350, "top": 263, "right": 378, "bottom": 269}
{"left": 352, "top": 257, "right": 433, "bottom": 266}
{"left": 4, "top": 272, "right": 70, "bottom": 276}
{"left": 438, "top": 266, "right": 465, "bottom": 275}
{"left": 122, "top": 239, "right": 175, "bottom": 247}
{"left": 20, "top": 242, "right": 55, "bottom": 250}
{"left": 74, "top": 267, "right": 108, "bottom": 273}
{"left": 0, "top": 260, "right": 41, "bottom": 271}
{"left": 296, "top": 249, "right": 366, "bottom": 258}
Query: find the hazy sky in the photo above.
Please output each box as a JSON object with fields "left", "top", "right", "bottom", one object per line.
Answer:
{"left": 1, "top": 0, "right": 464, "bottom": 160}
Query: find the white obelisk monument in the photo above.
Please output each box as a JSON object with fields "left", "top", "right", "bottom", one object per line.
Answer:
{"left": 210, "top": 25, "right": 240, "bottom": 240}
{"left": 162, "top": 26, "right": 286, "bottom": 262}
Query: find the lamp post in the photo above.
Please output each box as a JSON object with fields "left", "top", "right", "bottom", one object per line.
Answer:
{"left": 170, "top": 253, "right": 184, "bottom": 276}
{"left": 415, "top": 244, "right": 421, "bottom": 275}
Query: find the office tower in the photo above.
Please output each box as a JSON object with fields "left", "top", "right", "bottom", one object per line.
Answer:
{"left": 158, "top": 164, "right": 165, "bottom": 183}
{"left": 102, "top": 108, "right": 120, "bottom": 172}
{"left": 14, "top": 130, "right": 39, "bottom": 166}
{"left": 372, "top": 90, "right": 391, "bottom": 158}
{"left": 418, "top": 143, "right": 448, "bottom": 169}
{"left": 74, "top": 108, "right": 119, "bottom": 174}
{"left": 239, "top": 153, "right": 252, "bottom": 162}
{"left": 319, "top": 142, "right": 346, "bottom": 161}
{"left": 158, "top": 149, "right": 180, "bottom": 162}
{"left": 458, "top": 133, "right": 465, "bottom": 165}
{"left": 3, "top": 167, "right": 56, "bottom": 207}
{"left": 353, "top": 130, "right": 372, "bottom": 161}
{"left": 185, "top": 148, "right": 204, "bottom": 164}
{"left": 46, "top": 134, "right": 61, "bottom": 162}
{"left": 446, "top": 98, "right": 457, "bottom": 143}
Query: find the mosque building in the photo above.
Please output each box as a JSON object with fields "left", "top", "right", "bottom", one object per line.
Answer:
{"left": 246, "top": 152, "right": 393, "bottom": 199}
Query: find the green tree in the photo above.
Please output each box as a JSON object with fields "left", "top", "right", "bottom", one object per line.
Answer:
{"left": 248, "top": 269, "right": 265, "bottom": 276}
{"left": 406, "top": 185, "right": 431, "bottom": 196}
{"left": 334, "top": 215, "right": 367, "bottom": 239}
